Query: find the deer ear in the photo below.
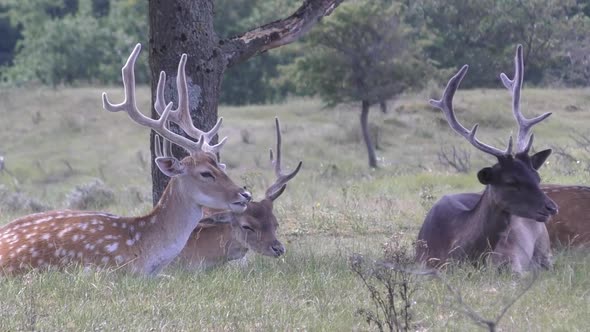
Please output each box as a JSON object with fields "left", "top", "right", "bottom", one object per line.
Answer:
{"left": 155, "top": 157, "right": 186, "bottom": 177}
{"left": 531, "top": 149, "right": 552, "bottom": 170}
{"left": 477, "top": 167, "right": 494, "bottom": 185}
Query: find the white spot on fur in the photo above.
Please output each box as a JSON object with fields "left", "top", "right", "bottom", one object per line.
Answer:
{"left": 105, "top": 243, "right": 118, "bottom": 253}
{"left": 58, "top": 227, "right": 73, "bottom": 238}
{"left": 41, "top": 234, "right": 50, "bottom": 240}
{"left": 101, "top": 256, "right": 109, "bottom": 264}
{"left": 33, "top": 217, "right": 54, "bottom": 225}
{"left": 125, "top": 239, "right": 134, "bottom": 246}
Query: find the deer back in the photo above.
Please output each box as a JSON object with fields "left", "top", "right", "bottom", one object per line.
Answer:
{"left": 543, "top": 185, "right": 590, "bottom": 247}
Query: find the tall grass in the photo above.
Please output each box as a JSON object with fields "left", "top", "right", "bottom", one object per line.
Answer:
{"left": 0, "top": 87, "right": 589, "bottom": 330}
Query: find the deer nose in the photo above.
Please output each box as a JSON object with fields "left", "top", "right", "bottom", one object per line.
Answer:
{"left": 271, "top": 242, "right": 285, "bottom": 257}
{"left": 240, "top": 191, "right": 252, "bottom": 202}
{"left": 545, "top": 201, "right": 558, "bottom": 216}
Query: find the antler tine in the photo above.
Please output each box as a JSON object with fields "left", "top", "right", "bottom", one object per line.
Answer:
{"left": 430, "top": 65, "right": 512, "bottom": 158}
{"left": 102, "top": 43, "right": 204, "bottom": 154}
{"left": 265, "top": 117, "right": 303, "bottom": 199}
{"left": 154, "top": 131, "right": 173, "bottom": 159}
{"left": 154, "top": 135, "right": 162, "bottom": 157}
{"left": 500, "top": 44, "right": 551, "bottom": 153}
{"left": 154, "top": 55, "right": 227, "bottom": 154}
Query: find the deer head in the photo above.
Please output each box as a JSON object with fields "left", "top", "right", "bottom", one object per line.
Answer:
{"left": 164, "top": 118, "right": 302, "bottom": 261}
{"left": 430, "top": 45, "right": 557, "bottom": 222}
{"left": 103, "top": 44, "right": 251, "bottom": 213}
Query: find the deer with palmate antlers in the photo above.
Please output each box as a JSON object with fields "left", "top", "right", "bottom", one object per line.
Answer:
{"left": 159, "top": 117, "right": 302, "bottom": 270}
{"left": 416, "top": 45, "right": 558, "bottom": 273}
{"left": 0, "top": 44, "right": 251, "bottom": 276}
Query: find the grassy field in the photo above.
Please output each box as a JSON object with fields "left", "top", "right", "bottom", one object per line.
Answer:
{"left": 0, "top": 86, "right": 589, "bottom": 330}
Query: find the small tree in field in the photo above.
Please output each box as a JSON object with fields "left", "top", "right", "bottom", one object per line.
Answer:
{"left": 291, "top": 1, "right": 431, "bottom": 168}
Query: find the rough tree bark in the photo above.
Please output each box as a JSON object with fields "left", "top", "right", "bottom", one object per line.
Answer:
{"left": 148, "top": 0, "right": 343, "bottom": 205}
{"left": 360, "top": 100, "right": 378, "bottom": 168}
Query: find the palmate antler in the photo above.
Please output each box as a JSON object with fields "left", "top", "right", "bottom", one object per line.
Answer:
{"left": 103, "top": 44, "right": 225, "bottom": 155}
{"left": 429, "top": 65, "right": 513, "bottom": 158}
{"left": 500, "top": 44, "right": 552, "bottom": 153}
{"left": 430, "top": 44, "right": 551, "bottom": 158}
{"left": 265, "top": 117, "right": 303, "bottom": 201}
{"left": 153, "top": 54, "right": 226, "bottom": 154}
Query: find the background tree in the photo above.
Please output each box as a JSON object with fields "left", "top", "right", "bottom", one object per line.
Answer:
{"left": 408, "top": 0, "right": 587, "bottom": 87}
{"left": 148, "top": 0, "right": 343, "bottom": 203}
{"left": 288, "top": 1, "right": 432, "bottom": 168}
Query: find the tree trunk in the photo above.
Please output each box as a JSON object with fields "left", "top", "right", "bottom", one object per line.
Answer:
{"left": 360, "top": 100, "right": 378, "bottom": 168}
{"left": 148, "top": 0, "right": 343, "bottom": 205}
{"left": 149, "top": 0, "right": 225, "bottom": 205}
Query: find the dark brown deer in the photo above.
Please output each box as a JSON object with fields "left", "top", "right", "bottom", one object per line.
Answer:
{"left": 164, "top": 118, "right": 302, "bottom": 270}
{"left": 490, "top": 184, "right": 590, "bottom": 274}
{"left": 416, "top": 45, "right": 558, "bottom": 269}
{"left": 491, "top": 215, "right": 552, "bottom": 275}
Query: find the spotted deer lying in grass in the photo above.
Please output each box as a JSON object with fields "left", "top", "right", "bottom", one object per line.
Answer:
{"left": 0, "top": 44, "right": 251, "bottom": 276}
{"left": 541, "top": 184, "right": 590, "bottom": 248}
{"left": 416, "top": 45, "right": 558, "bottom": 273}
{"left": 160, "top": 118, "right": 302, "bottom": 270}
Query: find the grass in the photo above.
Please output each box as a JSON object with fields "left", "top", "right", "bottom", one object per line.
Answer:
{"left": 1, "top": 86, "right": 590, "bottom": 330}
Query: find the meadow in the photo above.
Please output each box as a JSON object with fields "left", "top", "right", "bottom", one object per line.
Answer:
{"left": 0, "top": 85, "right": 589, "bottom": 330}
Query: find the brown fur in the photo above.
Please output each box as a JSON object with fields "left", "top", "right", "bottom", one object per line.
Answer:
{"left": 542, "top": 184, "right": 590, "bottom": 247}
{"left": 0, "top": 152, "right": 249, "bottom": 276}
{"left": 174, "top": 199, "right": 284, "bottom": 270}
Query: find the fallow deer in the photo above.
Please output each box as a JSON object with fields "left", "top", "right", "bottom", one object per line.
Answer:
{"left": 491, "top": 215, "right": 552, "bottom": 275}
{"left": 495, "top": 184, "right": 590, "bottom": 274}
{"left": 542, "top": 184, "right": 590, "bottom": 248}
{"left": 162, "top": 118, "right": 302, "bottom": 270}
{"left": 0, "top": 44, "right": 251, "bottom": 276}
{"left": 488, "top": 184, "right": 590, "bottom": 274}
{"left": 416, "top": 45, "right": 558, "bottom": 270}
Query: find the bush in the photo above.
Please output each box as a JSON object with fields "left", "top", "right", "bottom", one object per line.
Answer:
{"left": 64, "top": 179, "right": 115, "bottom": 210}
{"left": 0, "top": 185, "right": 51, "bottom": 213}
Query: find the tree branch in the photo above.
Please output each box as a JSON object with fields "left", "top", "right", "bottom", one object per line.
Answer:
{"left": 221, "top": 0, "right": 343, "bottom": 68}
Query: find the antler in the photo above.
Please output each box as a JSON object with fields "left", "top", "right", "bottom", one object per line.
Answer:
{"left": 154, "top": 134, "right": 172, "bottom": 159}
{"left": 154, "top": 55, "right": 226, "bottom": 154}
{"left": 430, "top": 65, "right": 513, "bottom": 158}
{"left": 500, "top": 44, "right": 551, "bottom": 153}
{"left": 265, "top": 117, "right": 303, "bottom": 200}
{"left": 103, "top": 43, "right": 214, "bottom": 155}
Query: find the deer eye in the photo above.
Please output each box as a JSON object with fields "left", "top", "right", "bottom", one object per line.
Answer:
{"left": 200, "top": 172, "right": 215, "bottom": 179}
{"left": 241, "top": 225, "right": 254, "bottom": 232}
{"left": 505, "top": 180, "right": 519, "bottom": 189}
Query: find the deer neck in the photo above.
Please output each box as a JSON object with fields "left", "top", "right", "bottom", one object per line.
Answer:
{"left": 458, "top": 187, "right": 511, "bottom": 259}
{"left": 225, "top": 226, "right": 249, "bottom": 261}
{"left": 133, "top": 177, "right": 204, "bottom": 275}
